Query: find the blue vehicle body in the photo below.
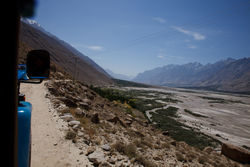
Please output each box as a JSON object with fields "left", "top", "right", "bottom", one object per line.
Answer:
{"left": 18, "top": 64, "right": 29, "bottom": 80}
{"left": 18, "top": 102, "right": 32, "bottom": 167}
{"left": 17, "top": 50, "right": 50, "bottom": 167}
{"left": 17, "top": 64, "right": 32, "bottom": 167}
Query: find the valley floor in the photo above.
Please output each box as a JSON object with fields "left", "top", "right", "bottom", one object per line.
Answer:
{"left": 125, "top": 86, "right": 250, "bottom": 149}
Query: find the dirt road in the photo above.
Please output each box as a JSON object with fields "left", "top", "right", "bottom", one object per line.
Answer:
{"left": 20, "top": 82, "right": 91, "bottom": 167}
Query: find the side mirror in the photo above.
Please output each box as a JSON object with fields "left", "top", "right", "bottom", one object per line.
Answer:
{"left": 26, "top": 50, "right": 50, "bottom": 79}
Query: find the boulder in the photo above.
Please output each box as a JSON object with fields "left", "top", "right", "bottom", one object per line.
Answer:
{"left": 78, "top": 102, "right": 90, "bottom": 110}
{"left": 108, "top": 157, "right": 116, "bottom": 164}
{"left": 74, "top": 108, "right": 85, "bottom": 117}
{"left": 88, "top": 151, "right": 105, "bottom": 166}
{"left": 77, "top": 131, "right": 84, "bottom": 137}
{"left": 221, "top": 143, "right": 250, "bottom": 164}
{"left": 60, "top": 114, "right": 73, "bottom": 122}
{"left": 86, "top": 146, "right": 96, "bottom": 156}
{"left": 101, "top": 144, "right": 111, "bottom": 151}
{"left": 83, "top": 98, "right": 91, "bottom": 105}
{"left": 68, "top": 120, "right": 80, "bottom": 126}
{"left": 72, "top": 124, "right": 80, "bottom": 130}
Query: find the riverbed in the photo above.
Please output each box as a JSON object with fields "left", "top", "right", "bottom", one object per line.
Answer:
{"left": 124, "top": 86, "right": 250, "bottom": 149}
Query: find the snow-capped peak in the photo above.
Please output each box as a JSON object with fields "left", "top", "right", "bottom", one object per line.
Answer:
{"left": 21, "top": 18, "right": 41, "bottom": 27}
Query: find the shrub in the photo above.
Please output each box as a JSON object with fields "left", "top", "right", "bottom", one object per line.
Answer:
{"left": 112, "top": 141, "right": 125, "bottom": 153}
{"left": 112, "top": 141, "right": 157, "bottom": 167}
{"left": 176, "top": 151, "right": 187, "bottom": 162}
{"left": 141, "top": 139, "right": 153, "bottom": 149}
{"left": 124, "top": 143, "right": 137, "bottom": 159}
{"left": 135, "top": 155, "right": 157, "bottom": 167}
{"left": 198, "top": 155, "right": 207, "bottom": 164}
{"left": 112, "top": 142, "right": 136, "bottom": 158}
{"left": 65, "top": 131, "right": 76, "bottom": 140}
{"left": 186, "top": 151, "right": 197, "bottom": 162}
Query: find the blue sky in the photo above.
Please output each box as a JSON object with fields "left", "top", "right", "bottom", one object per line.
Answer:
{"left": 33, "top": 0, "right": 250, "bottom": 76}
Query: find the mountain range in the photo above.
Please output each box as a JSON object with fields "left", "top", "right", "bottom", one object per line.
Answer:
{"left": 133, "top": 58, "right": 250, "bottom": 93}
{"left": 20, "top": 18, "right": 113, "bottom": 85}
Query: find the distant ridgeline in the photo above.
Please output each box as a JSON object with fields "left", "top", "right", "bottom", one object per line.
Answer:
{"left": 133, "top": 58, "right": 250, "bottom": 94}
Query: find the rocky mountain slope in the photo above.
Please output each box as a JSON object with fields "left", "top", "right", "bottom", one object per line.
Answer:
{"left": 43, "top": 65, "right": 246, "bottom": 167}
{"left": 133, "top": 58, "right": 250, "bottom": 93}
{"left": 20, "top": 19, "right": 113, "bottom": 85}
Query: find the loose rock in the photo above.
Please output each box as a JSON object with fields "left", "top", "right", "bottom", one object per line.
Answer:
{"left": 77, "top": 131, "right": 84, "bottom": 137}
{"left": 68, "top": 120, "right": 80, "bottom": 126}
{"left": 88, "top": 151, "right": 105, "bottom": 166}
{"left": 60, "top": 114, "right": 73, "bottom": 122}
{"left": 78, "top": 102, "right": 90, "bottom": 110}
{"left": 74, "top": 108, "right": 85, "bottom": 117}
{"left": 101, "top": 144, "right": 111, "bottom": 151}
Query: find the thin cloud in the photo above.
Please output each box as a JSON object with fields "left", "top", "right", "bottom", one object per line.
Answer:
{"left": 86, "top": 45, "right": 104, "bottom": 51}
{"left": 153, "top": 17, "right": 166, "bottom": 24}
{"left": 71, "top": 43, "right": 104, "bottom": 51}
{"left": 171, "top": 26, "right": 206, "bottom": 40}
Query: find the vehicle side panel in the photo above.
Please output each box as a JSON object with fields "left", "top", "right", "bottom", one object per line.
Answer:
{"left": 18, "top": 102, "right": 32, "bottom": 167}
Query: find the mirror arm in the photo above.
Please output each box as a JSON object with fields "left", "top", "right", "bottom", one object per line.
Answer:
{"left": 19, "top": 79, "right": 43, "bottom": 84}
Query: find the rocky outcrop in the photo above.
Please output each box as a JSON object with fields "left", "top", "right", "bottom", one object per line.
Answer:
{"left": 221, "top": 143, "right": 250, "bottom": 164}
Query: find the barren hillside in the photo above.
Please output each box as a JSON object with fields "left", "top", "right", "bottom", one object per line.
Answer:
{"left": 19, "top": 21, "right": 113, "bottom": 86}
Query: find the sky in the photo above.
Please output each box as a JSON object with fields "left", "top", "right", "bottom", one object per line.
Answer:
{"left": 33, "top": 0, "right": 250, "bottom": 76}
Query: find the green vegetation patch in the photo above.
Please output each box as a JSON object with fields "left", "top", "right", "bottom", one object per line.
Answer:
{"left": 155, "top": 106, "right": 179, "bottom": 118}
{"left": 129, "top": 98, "right": 165, "bottom": 113}
{"left": 151, "top": 106, "right": 220, "bottom": 150}
{"left": 90, "top": 86, "right": 165, "bottom": 113}
{"left": 90, "top": 86, "right": 130, "bottom": 103}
